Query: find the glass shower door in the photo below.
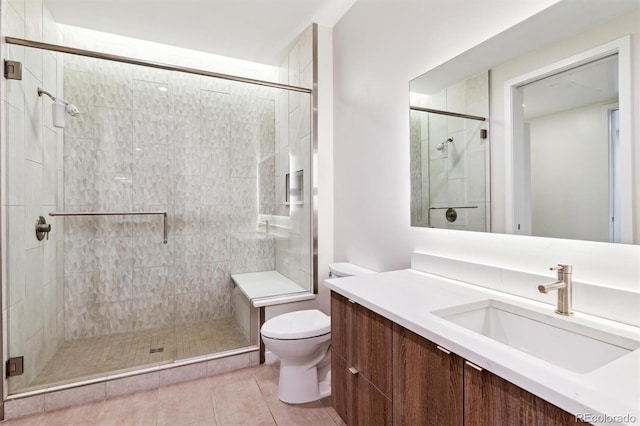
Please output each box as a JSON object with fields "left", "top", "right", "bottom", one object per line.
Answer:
{"left": 3, "top": 30, "right": 314, "bottom": 393}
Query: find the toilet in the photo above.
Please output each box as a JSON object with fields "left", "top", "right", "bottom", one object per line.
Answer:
{"left": 260, "top": 262, "right": 374, "bottom": 404}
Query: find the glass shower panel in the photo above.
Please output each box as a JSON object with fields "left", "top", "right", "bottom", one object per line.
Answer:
{"left": 255, "top": 87, "right": 314, "bottom": 300}
{"left": 4, "top": 44, "right": 66, "bottom": 393}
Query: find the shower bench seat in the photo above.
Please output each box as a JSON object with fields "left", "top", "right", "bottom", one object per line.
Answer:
{"left": 231, "top": 270, "right": 315, "bottom": 307}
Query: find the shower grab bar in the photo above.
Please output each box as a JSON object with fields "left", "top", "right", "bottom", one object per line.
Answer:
{"left": 49, "top": 211, "right": 168, "bottom": 244}
{"left": 429, "top": 206, "right": 478, "bottom": 210}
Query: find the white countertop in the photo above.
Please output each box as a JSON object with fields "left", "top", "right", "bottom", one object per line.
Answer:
{"left": 325, "top": 269, "right": 640, "bottom": 426}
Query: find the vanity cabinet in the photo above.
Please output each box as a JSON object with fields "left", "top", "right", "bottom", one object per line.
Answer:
{"left": 331, "top": 291, "right": 586, "bottom": 426}
{"left": 394, "top": 325, "right": 586, "bottom": 426}
{"left": 331, "top": 292, "right": 392, "bottom": 426}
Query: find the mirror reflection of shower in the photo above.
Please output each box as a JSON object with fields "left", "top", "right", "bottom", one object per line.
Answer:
{"left": 436, "top": 137, "right": 453, "bottom": 152}
{"left": 37, "top": 87, "right": 80, "bottom": 128}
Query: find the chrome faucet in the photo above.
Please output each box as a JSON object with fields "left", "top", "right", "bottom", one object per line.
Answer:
{"left": 537, "top": 264, "right": 573, "bottom": 316}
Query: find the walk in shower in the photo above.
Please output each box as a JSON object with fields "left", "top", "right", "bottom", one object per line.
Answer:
{"left": 3, "top": 28, "right": 315, "bottom": 396}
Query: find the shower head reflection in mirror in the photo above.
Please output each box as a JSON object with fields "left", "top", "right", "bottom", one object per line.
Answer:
{"left": 37, "top": 87, "right": 80, "bottom": 128}
{"left": 436, "top": 137, "right": 453, "bottom": 152}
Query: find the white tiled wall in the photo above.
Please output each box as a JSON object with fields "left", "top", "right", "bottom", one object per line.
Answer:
{"left": 410, "top": 71, "right": 489, "bottom": 231}
{"left": 1, "top": 0, "right": 65, "bottom": 393}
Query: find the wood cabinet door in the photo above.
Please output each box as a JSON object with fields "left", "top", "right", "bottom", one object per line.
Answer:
{"left": 464, "top": 362, "right": 586, "bottom": 425}
{"left": 352, "top": 302, "right": 393, "bottom": 397}
{"left": 393, "top": 324, "right": 464, "bottom": 426}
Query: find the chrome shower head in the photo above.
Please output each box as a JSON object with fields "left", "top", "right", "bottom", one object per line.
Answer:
{"left": 65, "top": 103, "right": 80, "bottom": 117}
{"left": 38, "top": 87, "right": 80, "bottom": 128}
{"left": 436, "top": 137, "right": 453, "bottom": 152}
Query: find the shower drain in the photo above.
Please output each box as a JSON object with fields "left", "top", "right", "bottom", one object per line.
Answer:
{"left": 149, "top": 347, "right": 164, "bottom": 354}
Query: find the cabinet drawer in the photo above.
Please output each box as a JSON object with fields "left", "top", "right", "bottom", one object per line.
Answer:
{"left": 332, "top": 349, "right": 392, "bottom": 426}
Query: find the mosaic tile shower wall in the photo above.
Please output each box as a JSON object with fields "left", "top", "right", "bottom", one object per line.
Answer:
{"left": 62, "top": 56, "right": 277, "bottom": 340}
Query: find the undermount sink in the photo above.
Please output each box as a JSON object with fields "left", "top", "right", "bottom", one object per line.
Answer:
{"left": 432, "top": 299, "right": 640, "bottom": 374}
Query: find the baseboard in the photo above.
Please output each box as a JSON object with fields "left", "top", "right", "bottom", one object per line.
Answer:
{"left": 264, "top": 351, "right": 279, "bottom": 364}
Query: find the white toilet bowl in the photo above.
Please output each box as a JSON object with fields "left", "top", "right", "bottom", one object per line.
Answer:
{"left": 261, "top": 309, "right": 331, "bottom": 404}
{"left": 261, "top": 263, "right": 375, "bottom": 404}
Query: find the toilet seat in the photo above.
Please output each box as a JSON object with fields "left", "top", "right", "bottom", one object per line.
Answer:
{"left": 261, "top": 309, "right": 330, "bottom": 340}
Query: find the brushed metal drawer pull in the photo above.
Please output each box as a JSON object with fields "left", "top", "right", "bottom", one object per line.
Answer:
{"left": 348, "top": 367, "right": 359, "bottom": 375}
{"left": 347, "top": 298, "right": 356, "bottom": 304}
{"left": 436, "top": 345, "right": 451, "bottom": 354}
{"left": 465, "top": 361, "right": 483, "bottom": 372}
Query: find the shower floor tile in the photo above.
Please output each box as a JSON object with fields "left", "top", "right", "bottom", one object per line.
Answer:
{"left": 25, "top": 317, "right": 249, "bottom": 391}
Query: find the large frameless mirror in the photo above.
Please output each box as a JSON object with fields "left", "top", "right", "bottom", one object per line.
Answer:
{"left": 409, "top": 0, "right": 638, "bottom": 244}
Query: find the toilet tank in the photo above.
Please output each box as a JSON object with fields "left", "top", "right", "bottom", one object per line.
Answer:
{"left": 328, "top": 262, "right": 375, "bottom": 278}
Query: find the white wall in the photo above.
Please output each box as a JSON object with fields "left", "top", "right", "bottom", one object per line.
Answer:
{"left": 332, "top": 0, "right": 639, "bottom": 296}
{"left": 528, "top": 103, "right": 610, "bottom": 242}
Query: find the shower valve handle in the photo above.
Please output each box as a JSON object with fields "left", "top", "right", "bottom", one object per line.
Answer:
{"left": 35, "top": 216, "right": 51, "bottom": 241}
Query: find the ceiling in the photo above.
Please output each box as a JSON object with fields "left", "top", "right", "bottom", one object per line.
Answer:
{"left": 44, "top": 0, "right": 357, "bottom": 65}
{"left": 523, "top": 55, "right": 619, "bottom": 120}
{"left": 409, "top": 0, "right": 638, "bottom": 96}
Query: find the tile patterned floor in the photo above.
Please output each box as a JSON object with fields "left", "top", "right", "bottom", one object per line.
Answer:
{"left": 26, "top": 318, "right": 249, "bottom": 391}
{"left": 4, "top": 363, "right": 346, "bottom": 426}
